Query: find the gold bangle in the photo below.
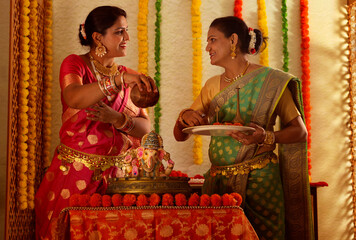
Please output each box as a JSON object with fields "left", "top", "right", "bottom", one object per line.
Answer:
{"left": 121, "top": 71, "right": 127, "bottom": 89}
{"left": 263, "top": 131, "right": 275, "bottom": 145}
{"left": 178, "top": 108, "right": 193, "bottom": 128}
{"left": 115, "top": 112, "right": 128, "bottom": 129}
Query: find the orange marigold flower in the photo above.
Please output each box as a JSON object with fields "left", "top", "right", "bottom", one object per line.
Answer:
{"left": 174, "top": 193, "right": 187, "bottom": 206}
{"left": 112, "top": 194, "right": 123, "bottom": 206}
{"left": 69, "top": 193, "right": 80, "bottom": 207}
{"left": 230, "top": 193, "right": 243, "bottom": 206}
{"left": 149, "top": 193, "right": 161, "bottom": 206}
{"left": 199, "top": 194, "right": 210, "bottom": 206}
{"left": 162, "top": 194, "right": 174, "bottom": 206}
{"left": 211, "top": 194, "right": 221, "bottom": 206}
{"left": 102, "top": 195, "right": 112, "bottom": 207}
{"left": 89, "top": 193, "right": 102, "bottom": 207}
{"left": 123, "top": 194, "right": 136, "bottom": 206}
{"left": 222, "top": 193, "right": 234, "bottom": 206}
{"left": 188, "top": 193, "right": 200, "bottom": 206}
{"left": 137, "top": 194, "right": 149, "bottom": 206}
{"left": 78, "top": 194, "right": 90, "bottom": 207}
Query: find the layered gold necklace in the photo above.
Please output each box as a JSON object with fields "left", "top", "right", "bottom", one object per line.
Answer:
{"left": 89, "top": 54, "right": 119, "bottom": 77}
{"left": 224, "top": 61, "right": 250, "bottom": 83}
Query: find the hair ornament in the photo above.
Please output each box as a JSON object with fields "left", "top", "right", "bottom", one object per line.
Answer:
{"left": 248, "top": 27, "right": 256, "bottom": 54}
{"left": 80, "top": 24, "right": 87, "bottom": 40}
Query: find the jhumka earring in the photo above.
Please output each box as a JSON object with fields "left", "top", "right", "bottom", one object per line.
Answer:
{"left": 231, "top": 45, "right": 236, "bottom": 59}
{"left": 95, "top": 42, "right": 107, "bottom": 57}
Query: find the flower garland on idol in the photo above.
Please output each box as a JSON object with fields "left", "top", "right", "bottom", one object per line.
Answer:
{"left": 257, "top": 0, "right": 269, "bottom": 66}
{"left": 42, "top": 0, "right": 53, "bottom": 169}
{"left": 234, "top": 0, "right": 243, "bottom": 19}
{"left": 191, "top": 0, "right": 203, "bottom": 165}
{"left": 300, "top": 0, "right": 312, "bottom": 176}
{"left": 18, "top": 0, "right": 31, "bottom": 210}
{"left": 153, "top": 0, "right": 162, "bottom": 134}
{"left": 137, "top": 0, "right": 149, "bottom": 75}
{"left": 281, "top": 0, "right": 289, "bottom": 72}
{"left": 27, "top": 0, "right": 39, "bottom": 210}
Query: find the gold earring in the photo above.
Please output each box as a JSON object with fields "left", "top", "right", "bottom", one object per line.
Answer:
{"left": 231, "top": 45, "right": 236, "bottom": 59}
{"left": 95, "top": 42, "right": 107, "bottom": 57}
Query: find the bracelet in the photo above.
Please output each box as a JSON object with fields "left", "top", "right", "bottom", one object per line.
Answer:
{"left": 103, "top": 76, "right": 120, "bottom": 95}
{"left": 115, "top": 112, "right": 135, "bottom": 133}
{"left": 120, "top": 71, "right": 128, "bottom": 89}
{"left": 263, "top": 131, "right": 275, "bottom": 145}
{"left": 98, "top": 79, "right": 111, "bottom": 96}
{"left": 178, "top": 108, "right": 193, "bottom": 128}
{"left": 98, "top": 76, "right": 121, "bottom": 97}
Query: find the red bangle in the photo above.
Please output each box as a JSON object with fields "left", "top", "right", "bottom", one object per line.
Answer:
{"left": 116, "top": 113, "right": 134, "bottom": 133}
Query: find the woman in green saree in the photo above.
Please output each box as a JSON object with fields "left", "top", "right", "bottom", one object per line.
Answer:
{"left": 174, "top": 17, "right": 313, "bottom": 240}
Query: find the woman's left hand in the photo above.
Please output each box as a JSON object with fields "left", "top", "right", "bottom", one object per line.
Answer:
{"left": 228, "top": 122, "right": 266, "bottom": 145}
{"left": 86, "top": 101, "right": 121, "bottom": 124}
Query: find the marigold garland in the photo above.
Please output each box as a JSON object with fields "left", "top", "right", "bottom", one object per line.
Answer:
{"left": 234, "top": 0, "right": 243, "bottom": 19}
{"left": 257, "top": 0, "right": 269, "bottom": 66}
{"left": 300, "top": 0, "right": 312, "bottom": 176}
{"left": 17, "top": 0, "right": 31, "bottom": 210}
{"left": 281, "top": 0, "right": 289, "bottom": 72}
{"left": 153, "top": 0, "right": 162, "bottom": 133}
{"left": 137, "top": 0, "right": 149, "bottom": 75}
{"left": 68, "top": 192, "right": 243, "bottom": 208}
{"left": 26, "top": 0, "right": 40, "bottom": 210}
{"left": 42, "top": 0, "right": 53, "bottom": 169}
{"left": 348, "top": 4, "right": 356, "bottom": 237}
{"left": 191, "top": 0, "right": 203, "bottom": 165}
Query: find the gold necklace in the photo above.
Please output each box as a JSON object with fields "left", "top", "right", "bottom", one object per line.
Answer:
{"left": 224, "top": 61, "right": 250, "bottom": 83}
{"left": 89, "top": 54, "right": 119, "bottom": 77}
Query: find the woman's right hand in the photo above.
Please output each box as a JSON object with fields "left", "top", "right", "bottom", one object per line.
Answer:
{"left": 117, "top": 72, "right": 158, "bottom": 92}
{"left": 180, "top": 109, "right": 208, "bottom": 127}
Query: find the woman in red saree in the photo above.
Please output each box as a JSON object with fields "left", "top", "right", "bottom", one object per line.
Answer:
{"left": 35, "top": 6, "right": 157, "bottom": 239}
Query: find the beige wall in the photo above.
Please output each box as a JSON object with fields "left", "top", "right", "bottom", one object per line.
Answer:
{"left": 1, "top": 0, "right": 352, "bottom": 239}
{"left": 0, "top": 0, "right": 9, "bottom": 238}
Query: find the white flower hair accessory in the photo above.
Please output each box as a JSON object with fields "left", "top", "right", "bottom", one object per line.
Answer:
{"left": 248, "top": 27, "right": 256, "bottom": 54}
{"left": 80, "top": 24, "right": 87, "bottom": 40}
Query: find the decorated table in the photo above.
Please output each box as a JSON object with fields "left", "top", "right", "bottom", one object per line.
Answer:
{"left": 57, "top": 206, "right": 258, "bottom": 239}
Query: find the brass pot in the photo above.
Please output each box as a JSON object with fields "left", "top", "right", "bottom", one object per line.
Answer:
{"left": 130, "top": 85, "right": 159, "bottom": 108}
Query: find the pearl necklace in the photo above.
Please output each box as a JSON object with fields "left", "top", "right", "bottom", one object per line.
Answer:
{"left": 224, "top": 61, "right": 250, "bottom": 83}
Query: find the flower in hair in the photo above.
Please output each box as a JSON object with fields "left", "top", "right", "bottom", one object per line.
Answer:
{"left": 80, "top": 24, "right": 86, "bottom": 40}
{"left": 248, "top": 27, "right": 256, "bottom": 54}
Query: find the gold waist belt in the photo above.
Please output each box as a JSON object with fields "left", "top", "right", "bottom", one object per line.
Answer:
{"left": 210, "top": 152, "right": 278, "bottom": 177}
{"left": 57, "top": 144, "right": 118, "bottom": 173}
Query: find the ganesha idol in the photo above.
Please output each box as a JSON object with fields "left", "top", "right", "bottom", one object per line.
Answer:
{"left": 106, "top": 131, "right": 192, "bottom": 195}
{"left": 114, "top": 131, "right": 174, "bottom": 178}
